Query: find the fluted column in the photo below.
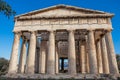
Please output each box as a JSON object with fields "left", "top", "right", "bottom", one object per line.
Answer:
{"left": 96, "top": 40, "right": 103, "bottom": 73}
{"left": 55, "top": 43, "right": 59, "bottom": 74}
{"left": 88, "top": 30, "right": 98, "bottom": 74}
{"left": 85, "top": 36, "right": 90, "bottom": 73}
{"left": 25, "top": 40, "right": 30, "bottom": 73}
{"left": 68, "top": 30, "right": 76, "bottom": 75}
{"left": 101, "top": 35, "right": 109, "bottom": 74}
{"left": 8, "top": 32, "right": 21, "bottom": 74}
{"left": 26, "top": 31, "right": 36, "bottom": 74}
{"left": 86, "top": 52, "right": 89, "bottom": 73}
{"left": 80, "top": 42, "right": 86, "bottom": 73}
{"left": 47, "top": 30, "right": 55, "bottom": 74}
{"left": 35, "top": 47, "right": 39, "bottom": 73}
{"left": 39, "top": 41, "right": 47, "bottom": 74}
{"left": 105, "top": 31, "right": 119, "bottom": 74}
{"left": 18, "top": 38, "right": 27, "bottom": 73}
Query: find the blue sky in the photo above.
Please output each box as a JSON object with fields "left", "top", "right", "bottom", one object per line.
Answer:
{"left": 0, "top": 0, "right": 120, "bottom": 59}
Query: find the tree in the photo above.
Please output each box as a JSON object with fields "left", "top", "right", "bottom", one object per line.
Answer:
{"left": 0, "top": 58, "right": 9, "bottom": 76}
{"left": 0, "top": 0, "right": 16, "bottom": 17}
{"left": 116, "top": 54, "right": 120, "bottom": 72}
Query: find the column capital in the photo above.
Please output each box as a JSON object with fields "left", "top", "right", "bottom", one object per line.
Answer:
{"left": 29, "top": 31, "right": 37, "bottom": 35}
{"left": 47, "top": 30, "right": 56, "bottom": 33}
{"left": 47, "top": 30, "right": 56, "bottom": 36}
{"left": 105, "top": 29, "right": 112, "bottom": 32}
{"left": 67, "top": 29, "right": 75, "bottom": 33}
{"left": 14, "top": 31, "right": 22, "bottom": 36}
{"left": 86, "top": 29, "right": 95, "bottom": 35}
{"left": 87, "top": 29, "right": 95, "bottom": 32}
{"left": 14, "top": 31, "right": 21, "bottom": 33}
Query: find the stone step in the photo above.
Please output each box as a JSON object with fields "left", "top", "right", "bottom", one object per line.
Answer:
{"left": 1, "top": 74, "right": 119, "bottom": 80}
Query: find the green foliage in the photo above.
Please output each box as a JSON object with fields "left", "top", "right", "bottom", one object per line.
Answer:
{"left": 116, "top": 54, "right": 120, "bottom": 61}
{"left": 0, "top": 58, "right": 9, "bottom": 76}
{"left": 0, "top": 0, "right": 16, "bottom": 17}
{"left": 116, "top": 54, "right": 120, "bottom": 73}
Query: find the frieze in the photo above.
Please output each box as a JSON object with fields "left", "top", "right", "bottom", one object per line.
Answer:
{"left": 15, "top": 18, "right": 109, "bottom": 27}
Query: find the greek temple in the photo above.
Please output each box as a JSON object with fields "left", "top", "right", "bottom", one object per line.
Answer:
{"left": 8, "top": 5, "right": 119, "bottom": 76}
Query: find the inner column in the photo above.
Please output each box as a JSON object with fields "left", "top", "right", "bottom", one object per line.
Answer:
{"left": 68, "top": 30, "right": 76, "bottom": 75}
{"left": 39, "top": 41, "right": 47, "bottom": 74}
{"left": 80, "top": 41, "right": 86, "bottom": 73}
{"left": 55, "top": 42, "right": 59, "bottom": 74}
{"left": 47, "top": 30, "right": 55, "bottom": 74}
{"left": 87, "top": 30, "right": 98, "bottom": 74}
{"left": 26, "top": 31, "right": 36, "bottom": 74}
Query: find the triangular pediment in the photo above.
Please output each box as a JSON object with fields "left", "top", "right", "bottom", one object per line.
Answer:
{"left": 15, "top": 4, "right": 113, "bottom": 19}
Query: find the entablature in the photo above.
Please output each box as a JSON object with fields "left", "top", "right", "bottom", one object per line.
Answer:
{"left": 13, "top": 23, "right": 112, "bottom": 32}
{"left": 15, "top": 18, "right": 111, "bottom": 27}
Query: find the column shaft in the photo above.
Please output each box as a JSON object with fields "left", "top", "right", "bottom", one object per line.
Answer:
{"left": 25, "top": 41, "right": 30, "bottom": 73}
{"left": 35, "top": 48, "right": 39, "bottom": 73}
{"left": 68, "top": 30, "right": 76, "bottom": 74}
{"left": 55, "top": 44, "right": 59, "bottom": 74}
{"left": 105, "top": 31, "right": 119, "bottom": 74}
{"left": 85, "top": 36, "right": 90, "bottom": 73}
{"left": 26, "top": 31, "right": 36, "bottom": 74}
{"left": 39, "top": 41, "right": 47, "bottom": 73}
{"left": 86, "top": 52, "right": 89, "bottom": 73}
{"left": 47, "top": 31, "right": 55, "bottom": 74}
{"left": 96, "top": 40, "right": 103, "bottom": 73}
{"left": 88, "top": 30, "right": 98, "bottom": 73}
{"left": 80, "top": 43, "right": 86, "bottom": 73}
{"left": 18, "top": 39, "right": 27, "bottom": 73}
{"left": 8, "top": 32, "right": 20, "bottom": 74}
{"left": 101, "top": 36, "right": 109, "bottom": 74}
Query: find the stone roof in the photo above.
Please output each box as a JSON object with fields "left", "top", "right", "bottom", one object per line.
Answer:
{"left": 15, "top": 4, "right": 114, "bottom": 20}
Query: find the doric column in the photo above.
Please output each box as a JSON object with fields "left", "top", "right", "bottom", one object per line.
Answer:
{"left": 35, "top": 47, "right": 39, "bottom": 73}
{"left": 39, "top": 41, "right": 47, "bottom": 74}
{"left": 87, "top": 30, "right": 98, "bottom": 74}
{"left": 47, "top": 30, "right": 55, "bottom": 74}
{"left": 80, "top": 42, "right": 86, "bottom": 73}
{"left": 105, "top": 31, "right": 119, "bottom": 74}
{"left": 55, "top": 43, "right": 59, "bottom": 74}
{"left": 68, "top": 30, "right": 76, "bottom": 75}
{"left": 45, "top": 41, "right": 48, "bottom": 74}
{"left": 85, "top": 36, "right": 90, "bottom": 73}
{"left": 38, "top": 42, "right": 41, "bottom": 74}
{"left": 96, "top": 40, "right": 103, "bottom": 73}
{"left": 76, "top": 41, "right": 80, "bottom": 73}
{"left": 24, "top": 40, "right": 30, "bottom": 73}
{"left": 86, "top": 52, "right": 89, "bottom": 73}
{"left": 26, "top": 31, "right": 36, "bottom": 74}
{"left": 18, "top": 38, "right": 27, "bottom": 73}
{"left": 8, "top": 32, "right": 21, "bottom": 74}
{"left": 101, "top": 35, "right": 109, "bottom": 74}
